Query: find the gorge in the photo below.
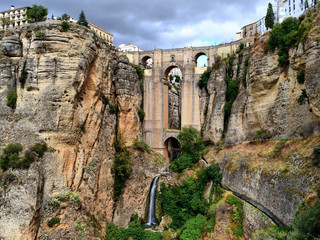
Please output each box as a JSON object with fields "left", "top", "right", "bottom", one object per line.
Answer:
{"left": 0, "top": 6, "right": 320, "bottom": 240}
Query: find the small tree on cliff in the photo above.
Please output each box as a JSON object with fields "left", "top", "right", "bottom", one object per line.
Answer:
{"left": 265, "top": 3, "right": 275, "bottom": 30}
{"left": 26, "top": 4, "right": 48, "bottom": 23}
{"left": 77, "top": 10, "right": 88, "bottom": 28}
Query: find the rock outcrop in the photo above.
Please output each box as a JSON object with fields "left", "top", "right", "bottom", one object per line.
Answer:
{"left": 0, "top": 21, "right": 166, "bottom": 239}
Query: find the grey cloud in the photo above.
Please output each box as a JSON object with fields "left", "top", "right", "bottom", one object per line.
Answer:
{"left": 1, "top": 0, "right": 271, "bottom": 50}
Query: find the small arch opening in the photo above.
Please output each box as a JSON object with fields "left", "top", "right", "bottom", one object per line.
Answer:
{"left": 164, "top": 137, "right": 180, "bottom": 161}
{"left": 141, "top": 56, "right": 153, "bottom": 68}
{"left": 195, "top": 53, "right": 208, "bottom": 67}
{"left": 163, "top": 66, "right": 182, "bottom": 130}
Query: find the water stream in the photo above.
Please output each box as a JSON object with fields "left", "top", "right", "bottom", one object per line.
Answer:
{"left": 142, "top": 176, "right": 159, "bottom": 228}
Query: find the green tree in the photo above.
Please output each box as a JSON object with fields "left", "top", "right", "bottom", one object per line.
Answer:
{"left": 305, "top": 0, "right": 309, "bottom": 9}
{"left": 265, "top": 3, "right": 275, "bottom": 30}
{"left": 77, "top": 10, "right": 89, "bottom": 28}
{"left": 26, "top": 5, "right": 48, "bottom": 23}
{"left": 61, "top": 13, "right": 70, "bottom": 21}
{"left": 0, "top": 17, "right": 12, "bottom": 29}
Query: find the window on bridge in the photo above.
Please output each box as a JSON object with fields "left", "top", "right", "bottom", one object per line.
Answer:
{"left": 164, "top": 66, "right": 182, "bottom": 130}
{"left": 164, "top": 137, "right": 180, "bottom": 161}
{"left": 195, "top": 53, "right": 208, "bottom": 67}
{"left": 141, "top": 56, "right": 153, "bottom": 68}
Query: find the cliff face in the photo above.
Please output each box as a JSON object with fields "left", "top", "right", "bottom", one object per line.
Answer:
{"left": 0, "top": 21, "right": 165, "bottom": 240}
{"left": 202, "top": 27, "right": 320, "bottom": 145}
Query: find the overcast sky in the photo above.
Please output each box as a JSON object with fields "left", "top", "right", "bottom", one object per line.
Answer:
{"left": 1, "top": 0, "right": 274, "bottom": 50}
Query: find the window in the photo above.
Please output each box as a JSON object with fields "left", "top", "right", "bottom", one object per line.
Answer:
{"left": 294, "top": 4, "right": 295, "bottom": 10}
{"left": 289, "top": 6, "right": 291, "bottom": 12}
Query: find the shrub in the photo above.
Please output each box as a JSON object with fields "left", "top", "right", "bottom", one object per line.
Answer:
{"left": 19, "top": 68, "right": 28, "bottom": 88}
{"left": 0, "top": 143, "right": 22, "bottom": 171}
{"left": 131, "top": 140, "right": 151, "bottom": 153}
{"left": 109, "top": 103, "right": 118, "bottom": 114}
{"left": 169, "top": 154, "right": 194, "bottom": 173}
{"left": 20, "top": 150, "right": 36, "bottom": 169}
{"left": 297, "top": 89, "right": 309, "bottom": 105}
{"left": 61, "top": 21, "right": 70, "bottom": 32}
{"left": 47, "top": 217, "right": 61, "bottom": 227}
{"left": 138, "top": 109, "right": 145, "bottom": 122}
{"left": 7, "top": 89, "right": 17, "bottom": 109}
{"left": 158, "top": 177, "right": 208, "bottom": 229}
{"left": 197, "top": 163, "right": 222, "bottom": 187}
{"left": 198, "top": 70, "right": 211, "bottom": 90}
{"left": 312, "top": 145, "right": 320, "bottom": 168}
{"left": 265, "top": 17, "right": 299, "bottom": 66}
{"left": 112, "top": 134, "right": 132, "bottom": 197}
{"left": 134, "top": 64, "right": 144, "bottom": 80}
{"left": 226, "top": 195, "right": 244, "bottom": 237}
{"left": 290, "top": 202, "right": 320, "bottom": 240}
{"left": 106, "top": 217, "right": 162, "bottom": 240}
{"left": 242, "top": 56, "right": 250, "bottom": 87}
{"left": 297, "top": 70, "right": 305, "bottom": 84}
{"left": 31, "top": 142, "right": 48, "bottom": 158}
{"left": 224, "top": 79, "right": 239, "bottom": 118}
{"left": 253, "top": 128, "right": 272, "bottom": 141}
{"left": 180, "top": 214, "right": 206, "bottom": 240}
{"left": 35, "top": 30, "right": 45, "bottom": 39}
{"left": 177, "top": 126, "right": 205, "bottom": 162}
{"left": 102, "top": 95, "right": 109, "bottom": 105}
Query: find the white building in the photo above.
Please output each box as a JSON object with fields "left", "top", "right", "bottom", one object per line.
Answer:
{"left": 0, "top": 5, "right": 29, "bottom": 30}
{"left": 282, "top": 0, "right": 317, "bottom": 20}
{"left": 118, "top": 43, "right": 143, "bottom": 52}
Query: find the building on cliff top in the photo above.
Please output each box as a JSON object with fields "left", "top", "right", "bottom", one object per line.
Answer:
{"left": 118, "top": 43, "right": 143, "bottom": 52}
{"left": 0, "top": 5, "right": 30, "bottom": 30}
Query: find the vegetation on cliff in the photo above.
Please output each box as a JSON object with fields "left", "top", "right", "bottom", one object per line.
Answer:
{"left": 169, "top": 126, "right": 205, "bottom": 173}
{"left": 112, "top": 134, "right": 132, "bottom": 197}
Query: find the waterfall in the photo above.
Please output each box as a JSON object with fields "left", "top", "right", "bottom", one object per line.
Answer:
{"left": 142, "top": 176, "right": 159, "bottom": 228}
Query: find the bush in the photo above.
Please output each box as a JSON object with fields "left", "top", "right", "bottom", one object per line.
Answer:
{"left": 253, "top": 128, "right": 272, "bottom": 141}
{"left": 198, "top": 70, "right": 211, "bottom": 90}
{"left": 242, "top": 57, "right": 250, "bottom": 87}
{"left": 35, "top": 30, "right": 45, "bottom": 38}
{"left": 224, "top": 79, "right": 239, "bottom": 118}
{"left": 312, "top": 145, "right": 320, "bottom": 168}
{"left": 290, "top": 202, "right": 320, "bottom": 240}
{"left": 270, "top": 139, "right": 288, "bottom": 158}
{"left": 7, "top": 89, "right": 17, "bottom": 109}
{"left": 47, "top": 217, "right": 60, "bottom": 227}
{"left": 265, "top": 17, "right": 299, "bottom": 66}
{"left": 19, "top": 68, "right": 28, "bottom": 88}
{"left": 112, "top": 135, "right": 132, "bottom": 197}
{"left": 134, "top": 64, "right": 144, "bottom": 80}
{"left": 297, "top": 70, "right": 305, "bottom": 84}
{"left": 138, "top": 109, "right": 145, "bottom": 122}
{"left": 226, "top": 195, "right": 244, "bottom": 237}
{"left": 106, "top": 217, "right": 162, "bottom": 240}
{"left": 30, "top": 142, "right": 48, "bottom": 158}
{"left": 178, "top": 126, "right": 205, "bottom": 162}
{"left": 180, "top": 214, "right": 206, "bottom": 240}
{"left": 131, "top": 140, "right": 151, "bottom": 153}
{"left": 0, "top": 143, "right": 22, "bottom": 171}
{"left": 197, "top": 163, "right": 222, "bottom": 187}
{"left": 61, "top": 21, "right": 70, "bottom": 32}
{"left": 169, "top": 154, "right": 194, "bottom": 173}
{"left": 19, "top": 150, "right": 36, "bottom": 169}
{"left": 109, "top": 103, "right": 118, "bottom": 114}
{"left": 297, "top": 89, "right": 309, "bottom": 105}
{"left": 158, "top": 177, "right": 208, "bottom": 229}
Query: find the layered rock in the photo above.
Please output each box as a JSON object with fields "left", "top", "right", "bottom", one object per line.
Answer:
{"left": 0, "top": 21, "right": 162, "bottom": 239}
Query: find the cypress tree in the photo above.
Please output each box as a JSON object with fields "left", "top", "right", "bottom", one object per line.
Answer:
{"left": 77, "top": 10, "right": 88, "bottom": 27}
{"left": 265, "top": 3, "right": 275, "bottom": 30}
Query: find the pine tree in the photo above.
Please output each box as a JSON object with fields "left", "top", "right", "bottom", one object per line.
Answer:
{"left": 265, "top": 3, "right": 275, "bottom": 30}
{"left": 77, "top": 10, "right": 88, "bottom": 28}
{"left": 305, "top": 0, "right": 309, "bottom": 9}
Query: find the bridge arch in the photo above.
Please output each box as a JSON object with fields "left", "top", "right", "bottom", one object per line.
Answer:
{"left": 194, "top": 52, "right": 208, "bottom": 67}
{"left": 163, "top": 137, "right": 180, "bottom": 161}
{"left": 141, "top": 55, "right": 153, "bottom": 68}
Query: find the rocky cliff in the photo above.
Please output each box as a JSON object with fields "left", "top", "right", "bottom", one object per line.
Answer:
{"left": 202, "top": 12, "right": 320, "bottom": 145}
{"left": 0, "top": 21, "right": 167, "bottom": 239}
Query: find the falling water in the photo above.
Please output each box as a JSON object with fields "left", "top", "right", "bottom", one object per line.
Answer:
{"left": 142, "top": 176, "right": 159, "bottom": 228}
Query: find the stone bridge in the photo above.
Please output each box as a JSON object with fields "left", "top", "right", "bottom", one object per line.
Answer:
{"left": 125, "top": 41, "right": 241, "bottom": 158}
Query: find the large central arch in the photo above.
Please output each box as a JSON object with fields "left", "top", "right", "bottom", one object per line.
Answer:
{"left": 163, "top": 137, "right": 180, "bottom": 161}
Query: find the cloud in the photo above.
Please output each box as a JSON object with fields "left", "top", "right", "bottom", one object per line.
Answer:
{"left": 1, "top": 0, "right": 272, "bottom": 50}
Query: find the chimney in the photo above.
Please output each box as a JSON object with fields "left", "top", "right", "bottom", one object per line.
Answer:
{"left": 11, "top": 5, "right": 14, "bottom": 10}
